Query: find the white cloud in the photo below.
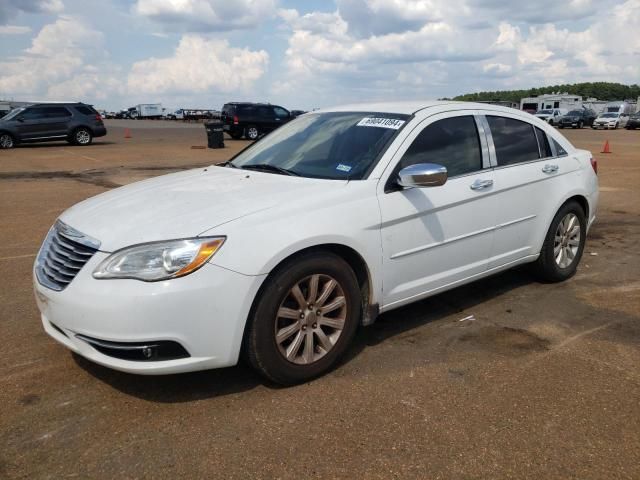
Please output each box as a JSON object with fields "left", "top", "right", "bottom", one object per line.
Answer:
{"left": 127, "top": 35, "right": 269, "bottom": 95}
{"left": 0, "top": 25, "right": 32, "bottom": 34}
{"left": 0, "top": 15, "right": 120, "bottom": 101}
{"left": 0, "top": 0, "right": 63, "bottom": 24}
{"left": 134, "top": 0, "right": 277, "bottom": 32}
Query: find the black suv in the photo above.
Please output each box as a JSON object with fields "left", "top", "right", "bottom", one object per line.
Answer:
{"left": 0, "top": 103, "right": 107, "bottom": 149}
{"left": 557, "top": 108, "right": 597, "bottom": 129}
{"left": 221, "top": 102, "right": 292, "bottom": 140}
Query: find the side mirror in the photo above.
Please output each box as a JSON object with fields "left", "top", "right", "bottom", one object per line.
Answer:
{"left": 397, "top": 163, "right": 447, "bottom": 188}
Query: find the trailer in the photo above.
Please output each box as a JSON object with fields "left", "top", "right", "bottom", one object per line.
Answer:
{"left": 520, "top": 93, "right": 582, "bottom": 113}
{"left": 605, "top": 100, "right": 637, "bottom": 115}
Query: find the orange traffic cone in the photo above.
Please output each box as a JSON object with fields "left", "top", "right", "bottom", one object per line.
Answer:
{"left": 601, "top": 140, "right": 611, "bottom": 154}
{"left": 124, "top": 128, "right": 132, "bottom": 139}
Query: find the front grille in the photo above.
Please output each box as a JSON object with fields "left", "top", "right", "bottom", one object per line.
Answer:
{"left": 36, "top": 221, "right": 100, "bottom": 291}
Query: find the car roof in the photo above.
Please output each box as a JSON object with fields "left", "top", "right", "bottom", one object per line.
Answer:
{"left": 25, "top": 102, "right": 92, "bottom": 107}
{"left": 314, "top": 101, "right": 523, "bottom": 116}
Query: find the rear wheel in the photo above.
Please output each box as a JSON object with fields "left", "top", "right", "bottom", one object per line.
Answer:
{"left": 229, "top": 132, "right": 243, "bottom": 140}
{"left": 532, "top": 201, "right": 586, "bottom": 282}
{"left": 0, "top": 132, "right": 15, "bottom": 149}
{"left": 72, "top": 127, "right": 93, "bottom": 146}
{"left": 245, "top": 126, "right": 259, "bottom": 140}
{"left": 244, "top": 252, "right": 361, "bottom": 385}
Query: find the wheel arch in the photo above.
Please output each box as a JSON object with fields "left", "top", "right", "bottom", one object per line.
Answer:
{"left": 241, "top": 242, "right": 376, "bottom": 357}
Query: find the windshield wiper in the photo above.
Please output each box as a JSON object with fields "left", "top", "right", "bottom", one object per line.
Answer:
{"left": 240, "top": 164, "right": 299, "bottom": 176}
{"left": 218, "top": 161, "right": 238, "bottom": 168}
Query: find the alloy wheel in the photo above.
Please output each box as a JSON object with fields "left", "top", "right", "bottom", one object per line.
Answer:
{"left": 247, "top": 127, "right": 259, "bottom": 140}
{"left": 0, "top": 133, "right": 14, "bottom": 149}
{"left": 275, "top": 274, "right": 347, "bottom": 365}
{"left": 76, "top": 129, "right": 91, "bottom": 144}
{"left": 554, "top": 213, "right": 581, "bottom": 268}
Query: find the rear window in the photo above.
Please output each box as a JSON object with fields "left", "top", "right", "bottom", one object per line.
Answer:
{"left": 487, "top": 116, "right": 540, "bottom": 166}
{"left": 74, "top": 106, "right": 95, "bottom": 115}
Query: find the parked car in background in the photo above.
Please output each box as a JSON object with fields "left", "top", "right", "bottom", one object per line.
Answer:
{"left": 290, "top": 110, "right": 308, "bottom": 118}
{"left": 34, "top": 101, "right": 598, "bottom": 385}
{"left": 0, "top": 102, "right": 106, "bottom": 149}
{"left": 534, "top": 108, "right": 568, "bottom": 125}
{"left": 558, "top": 109, "right": 597, "bottom": 129}
{"left": 625, "top": 112, "right": 640, "bottom": 130}
{"left": 592, "top": 112, "right": 629, "bottom": 129}
{"left": 221, "top": 102, "right": 292, "bottom": 140}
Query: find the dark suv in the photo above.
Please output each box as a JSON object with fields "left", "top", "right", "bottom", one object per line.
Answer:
{"left": 0, "top": 102, "right": 107, "bottom": 149}
{"left": 557, "top": 108, "right": 597, "bottom": 129}
{"left": 221, "top": 102, "right": 292, "bottom": 140}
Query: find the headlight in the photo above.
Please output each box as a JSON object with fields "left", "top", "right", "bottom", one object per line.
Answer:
{"left": 93, "top": 237, "right": 225, "bottom": 281}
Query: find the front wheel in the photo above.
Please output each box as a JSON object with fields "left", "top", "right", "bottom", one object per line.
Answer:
{"left": 0, "top": 132, "right": 15, "bottom": 149}
{"left": 578, "top": 120, "right": 583, "bottom": 129}
{"left": 244, "top": 252, "right": 361, "bottom": 385}
{"left": 532, "top": 201, "right": 586, "bottom": 282}
{"left": 72, "top": 127, "right": 93, "bottom": 146}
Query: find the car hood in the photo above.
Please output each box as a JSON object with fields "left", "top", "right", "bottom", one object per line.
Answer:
{"left": 59, "top": 166, "right": 348, "bottom": 251}
{"left": 595, "top": 117, "right": 616, "bottom": 122}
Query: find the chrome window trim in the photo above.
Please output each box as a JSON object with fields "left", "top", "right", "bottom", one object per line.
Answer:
{"left": 473, "top": 114, "right": 491, "bottom": 169}
{"left": 477, "top": 115, "right": 497, "bottom": 167}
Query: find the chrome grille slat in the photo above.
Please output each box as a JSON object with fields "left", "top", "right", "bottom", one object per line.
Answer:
{"left": 35, "top": 221, "right": 100, "bottom": 291}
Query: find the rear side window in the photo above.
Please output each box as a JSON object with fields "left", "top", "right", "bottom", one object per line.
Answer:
{"left": 400, "top": 116, "right": 483, "bottom": 177}
{"left": 47, "top": 107, "right": 72, "bottom": 117}
{"left": 535, "top": 127, "right": 552, "bottom": 158}
{"left": 487, "top": 116, "right": 540, "bottom": 166}
{"left": 552, "top": 138, "right": 568, "bottom": 156}
{"left": 74, "top": 106, "right": 94, "bottom": 115}
{"left": 238, "top": 105, "right": 256, "bottom": 116}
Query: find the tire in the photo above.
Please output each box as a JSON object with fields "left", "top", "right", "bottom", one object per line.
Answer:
{"left": 532, "top": 200, "right": 586, "bottom": 283}
{"left": 0, "top": 132, "right": 15, "bottom": 149}
{"left": 614, "top": 123, "right": 619, "bottom": 129}
{"left": 229, "top": 132, "right": 242, "bottom": 140}
{"left": 245, "top": 126, "right": 259, "bottom": 140}
{"left": 243, "top": 251, "right": 361, "bottom": 385}
{"left": 72, "top": 127, "right": 93, "bottom": 146}
{"left": 578, "top": 120, "right": 583, "bottom": 129}
{"left": 559, "top": 125, "right": 564, "bottom": 129}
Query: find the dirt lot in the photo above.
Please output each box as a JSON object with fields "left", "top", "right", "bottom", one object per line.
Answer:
{"left": 1, "top": 120, "right": 639, "bottom": 479}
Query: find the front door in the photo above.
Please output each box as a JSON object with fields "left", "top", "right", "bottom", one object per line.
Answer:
{"left": 14, "top": 107, "right": 51, "bottom": 140}
{"left": 378, "top": 112, "right": 497, "bottom": 309}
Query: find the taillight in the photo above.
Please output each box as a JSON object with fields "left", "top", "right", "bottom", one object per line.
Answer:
{"left": 590, "top": 157, "right": 597, "bottom": 175}
{"left": 233, "top": 115, "right": 239, "bottom": 125}
{"left": 95, "top": 114, "right": 102, "bottom": 122}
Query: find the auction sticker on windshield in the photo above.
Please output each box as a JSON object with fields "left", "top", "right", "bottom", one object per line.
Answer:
{"left": 356, "top": 117, "right": 405, "bottom": 129}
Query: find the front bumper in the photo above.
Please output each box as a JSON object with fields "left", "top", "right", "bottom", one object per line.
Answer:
{"left": 34, "top": 252, "right": 266, "bottom": 374}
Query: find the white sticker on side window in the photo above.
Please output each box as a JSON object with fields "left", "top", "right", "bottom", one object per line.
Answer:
{"left": 356, "top": 117, "right": 405, "bottom": 129}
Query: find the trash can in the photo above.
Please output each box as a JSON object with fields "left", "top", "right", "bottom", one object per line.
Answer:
{"left": 204, "top": 121, "right": 224, "bottom": 149}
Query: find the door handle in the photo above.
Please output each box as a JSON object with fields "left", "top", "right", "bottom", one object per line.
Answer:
{"left": 470, "top": 179, "right": 494, "bottom": 191}
{"left": 542, "top": 164, "right": 559, "bottom": 174}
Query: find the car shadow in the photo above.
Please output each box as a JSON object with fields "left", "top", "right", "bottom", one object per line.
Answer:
{"left": 16, "top": 141, "right": 117, "bottom": 148}
{"left": 74, "top": 266, "right": 535, "bottom": 403}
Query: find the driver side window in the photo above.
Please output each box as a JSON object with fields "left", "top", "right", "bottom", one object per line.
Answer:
{"left": 399, "top": 115, "right": 483, "bottom": 178}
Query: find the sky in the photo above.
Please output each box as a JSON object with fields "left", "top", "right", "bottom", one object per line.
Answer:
{"left": 0, "top": 0, "right": 638, "bottom": 111}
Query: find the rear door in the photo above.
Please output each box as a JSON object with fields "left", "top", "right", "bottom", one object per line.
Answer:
{"left": 43, "top": 106, "right": 73, "bottom": 137}
{"left": 377, "top": 111, "right": 498, "bottom": 308}
{"left": 483, "top": 113, "right": 582, "bottom": 268}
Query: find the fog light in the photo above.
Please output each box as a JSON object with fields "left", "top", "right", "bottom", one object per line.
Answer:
{"left": 142, "top": 347, "right": 154, "bottom": 359}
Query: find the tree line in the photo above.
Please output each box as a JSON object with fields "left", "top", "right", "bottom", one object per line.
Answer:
{"left": 450, "top": 82, "right": 640, "bottom": 103}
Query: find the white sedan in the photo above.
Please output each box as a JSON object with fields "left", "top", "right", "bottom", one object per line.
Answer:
{"left": 592, "top": 112, "right": 629, "bottom": 129}
{"left": 34, "top": 102, "right": 598, "bottom": 385}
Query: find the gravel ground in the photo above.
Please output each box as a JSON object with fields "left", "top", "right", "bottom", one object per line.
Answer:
{"left": 1, "top": 120, "right": 639, "bottom": 479}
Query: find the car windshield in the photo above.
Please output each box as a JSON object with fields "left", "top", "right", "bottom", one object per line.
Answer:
{"left": 227, "top": 112, "right": 409, "bottom": 180}
{"left": 2, "top": 107, "right": 26, "bottom": 120}
{"left": 567, "top": 110, "right": 582, "bottom": 116}
{"left": 601, "top": 113, "right": 618, "bottom": 118}
{"left": 537, "top": 110, "right": 552, "bottom": 114}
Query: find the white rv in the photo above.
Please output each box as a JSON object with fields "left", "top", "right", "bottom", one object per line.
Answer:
{"left": 520, "top": 93, "right": 582, "bottom": 113}
{"left": 605, "top": 101, "right": 636, "bottom": 115}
